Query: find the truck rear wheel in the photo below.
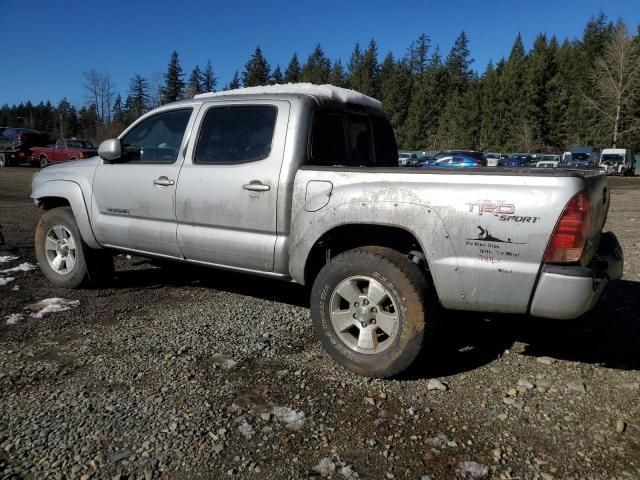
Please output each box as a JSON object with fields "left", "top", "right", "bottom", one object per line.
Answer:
{"left": 310, "top": 246, "right": 429, "bottom": 378}
{"left": 39, "top": 156, "right": 48, "bottom": 169}
{"left": 35, "top": 207, "right": 113, "bottom": 288}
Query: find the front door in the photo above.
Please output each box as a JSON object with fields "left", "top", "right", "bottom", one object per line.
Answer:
{"left": 176, "top": 100, "right": 290, "bottom": 271}
{"left": 91, "top": 107, "right": 196, "bottom": 257}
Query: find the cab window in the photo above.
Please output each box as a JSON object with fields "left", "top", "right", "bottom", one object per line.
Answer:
{"left": 120, "top": 109, "right": 192, "bottom": 164}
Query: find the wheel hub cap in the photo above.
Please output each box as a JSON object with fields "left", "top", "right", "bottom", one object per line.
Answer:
{"left": 329, "top": 275, "right": 399, "bottom": 354}
{"left": 44, "top": 225, "right": 77, "bottom": 275}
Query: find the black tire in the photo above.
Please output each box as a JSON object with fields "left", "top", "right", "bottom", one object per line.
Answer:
{"left": 39, "top": 156, "right": 48, "bottom": 169}
{"left": 35, "top": 207, "right": 113, "bottom": 288}
{"left": 0, "top": 153, "right": 6, "bottom": 168}
{"left": 310, "top": 246, "right": 430, "bottom": 378}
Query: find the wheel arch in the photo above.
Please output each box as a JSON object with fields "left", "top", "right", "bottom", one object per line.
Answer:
{"left": 32, "top": 180, "right": 100, "bottom": 249}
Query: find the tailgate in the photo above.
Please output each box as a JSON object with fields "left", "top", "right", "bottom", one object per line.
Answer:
{"left": 580, "top": 170, "right": 610, "bottom": 266}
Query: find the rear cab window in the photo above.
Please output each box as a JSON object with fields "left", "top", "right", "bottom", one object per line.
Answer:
{"left": 309, "top": 106, "right": 398, "bottom": 167}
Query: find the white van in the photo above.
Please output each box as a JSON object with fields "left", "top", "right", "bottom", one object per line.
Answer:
{"left": 599, "top": 148, "right": 635, "bottom": 176}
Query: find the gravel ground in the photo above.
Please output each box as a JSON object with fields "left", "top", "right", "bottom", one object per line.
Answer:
{"left": 1, "top": 167, "right": 639, "bottom": 480}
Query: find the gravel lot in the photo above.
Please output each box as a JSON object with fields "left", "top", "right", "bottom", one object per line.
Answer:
{"left": 1, "top": 167, "right": 639, "bottom": 480}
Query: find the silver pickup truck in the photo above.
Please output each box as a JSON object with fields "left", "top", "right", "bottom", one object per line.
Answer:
{"left": 31, "top": 84, "right": 623, "bottom": 378}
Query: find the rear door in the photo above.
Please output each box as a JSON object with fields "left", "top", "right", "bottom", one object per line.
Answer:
{"left": 175, "top": 100, "right": 290, "bottom": 271}
{"left": 91, "top": 107, "right": 197, "bottom": 257}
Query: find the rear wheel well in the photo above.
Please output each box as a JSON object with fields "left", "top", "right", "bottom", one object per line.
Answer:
{"left": 304, "top": 224, "right": 430, "bottom": 286}
{"left": 38, "top": 197, "right": 71, "bottom": 211}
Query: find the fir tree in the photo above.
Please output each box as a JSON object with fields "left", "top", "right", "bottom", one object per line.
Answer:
{"left": 187, "top": 65, "right": 203, "bottom": 98}
{"left": 271, "top": 64, "right": 284, "bottom": 84}
{"left": 445, "top": 31, "right": 474, "bottom": 95}
{"left": 202, "top": 60, "right": 218, "bottom": 93}
{"left": 300, "top": 44, "right": 331, "bottom": 84}
{"left": 350, "top": 39, "right": 379, "bottom": 97}
{"left": 229, "top": 71, "right": 241, "bottom": 90}
{"left": 242, "top": 46, "right": 271, "bottom": 87}
{"left": 284, "top": 53, "right": 301, "bottom": 83}
{"left": 328, "top": 60, "right": 349, "bottom": 88}
{"left": 128, "top": 74, "right": 149, "bottom": 118}
{"left": 161, "top": 51, "right": 185, "bottom": 103}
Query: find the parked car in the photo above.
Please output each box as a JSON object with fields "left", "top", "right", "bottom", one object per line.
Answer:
{"left": 0, "top": 128, "right": 49, "bottom": 167}
{"left": 599, "top": 148, "right": 635, "bottom": 176}
{"left": 536, "top": 154, "right": 561, "bottom": 168}
{"left": 500, "top": 154, "right": 532, "bottom": 168}
{"left": 31, "top": 83, "right": 623, "bottom": 378}
{"left": 485, "top": 152, "right": 508, "bottom": 167}
{"left": 418, "top": 150, "right": 487, "bottom": 168}
{"left": 32, "top": 138, "right": 98, "bottom": 168}
{"left": 566, "top": 146, "right": 598, "bottom": 168}
{"left": 398, "top": 152, "right": 418, "bottom": 166}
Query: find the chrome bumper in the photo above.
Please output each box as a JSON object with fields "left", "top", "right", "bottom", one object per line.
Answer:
{"left": 529, "top": 232, "right": 623, "bottom": 319}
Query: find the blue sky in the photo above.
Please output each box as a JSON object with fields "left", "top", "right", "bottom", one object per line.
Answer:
{"left": 1, "top": 0, "right": 638, "bottom": 107}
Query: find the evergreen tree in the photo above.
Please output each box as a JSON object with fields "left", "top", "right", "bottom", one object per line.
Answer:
{"left": 128, "top": 74, "right": 149, "bottom": 118}
{"left": 229, "top": 71, "right": 241, "bottom": 90}
{"left": 445, "top": 31, "right": 474, "bottom": 95}
{"left": 378, "top": 53, "right": 412, "bottom": 146}
{"left": 328, "top": 60, "right": 349, "bottom": 88}
{"left": 300, "top": 44, "right": 331, "bottom": 84}
{"left": 161, "top": 51, "right": 185, "bottom": 103}
{"left": 406, "top": 33, "right": 431, "bottom": 75}
{"left": 242, "top": 46, "right": 271, "bottom": 87}
{"left": 202, "top": 60, "right": 218, "bottom": 92}
{"left": 112, "top": 94, "right": 125, "bottom": 124}
{"left": 187, "top": 65, "right": 203, "bottom": 98}
{"left": 271, "top": 64, "right": 284, "bottom": 84}
{"left": 284, "top": 53, "right": 301, "bottom": 83}
{"left": 350, "top": 39, "right": 379, "bottom": 97}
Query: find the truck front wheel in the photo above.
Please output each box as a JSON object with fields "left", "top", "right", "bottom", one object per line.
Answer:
{"left": 35, "top": 207, "right": 113, "bottom": 288}
{"left": 310, "top": 246, "right": 429, "bottom": 378}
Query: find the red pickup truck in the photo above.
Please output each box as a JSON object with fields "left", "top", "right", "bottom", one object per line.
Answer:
{"left": 32, "top": 139, "right": 98, "bottom": 168}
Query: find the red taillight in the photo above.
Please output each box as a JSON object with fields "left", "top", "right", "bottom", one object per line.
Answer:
{"left": 543, "top": 191, "right": 590, "bottom": 264}
{"left": 79, "top": 152, "right": 84, "bottom": 159}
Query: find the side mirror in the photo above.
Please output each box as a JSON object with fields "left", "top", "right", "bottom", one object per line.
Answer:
{"left": 98, "top": 138, "right": 122, "bottom": 162}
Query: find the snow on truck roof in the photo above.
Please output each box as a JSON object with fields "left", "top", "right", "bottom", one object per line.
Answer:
{"left": 194, "top": 83, "right": 382, "bottom": 109}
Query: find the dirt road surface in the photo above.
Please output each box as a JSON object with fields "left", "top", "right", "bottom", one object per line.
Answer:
{"left": 1, "top": 167, "right": 639, "bottom": 479}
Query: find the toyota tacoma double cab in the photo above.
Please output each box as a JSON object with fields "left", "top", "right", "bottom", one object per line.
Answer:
{"left": 30, "top": 84, "right": 623, "bottom": 378}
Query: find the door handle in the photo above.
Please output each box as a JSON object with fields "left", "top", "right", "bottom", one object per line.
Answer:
{"left": 242, "top": 181, "right": 270, "bottom": 192}
{"left": 153, "top": 176, "right": 175, "bottom": 187}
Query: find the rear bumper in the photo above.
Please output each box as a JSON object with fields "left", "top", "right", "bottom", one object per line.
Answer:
{"left": 529, "top": 232, "right": 623, "bottom": 319}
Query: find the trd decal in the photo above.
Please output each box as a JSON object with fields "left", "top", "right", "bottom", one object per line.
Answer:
{"left": 467, "top": 226, "right": 525, "bottom": 244}
{"left": 466, "top": 201, "right": 540, "bottom": 223}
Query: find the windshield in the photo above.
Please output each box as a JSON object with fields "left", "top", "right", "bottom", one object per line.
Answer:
{"left": 572, "top": 153, "right": 590, "bottom": 161}
{"left": 399, "top": 153, "right": 410, "bottom": 158}
{"left": 601, "top": 154, "right": 624, "bottom": 164}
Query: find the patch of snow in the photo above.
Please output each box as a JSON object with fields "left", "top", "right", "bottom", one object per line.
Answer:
{"left": 456, "top": 461, "right": 489, "bottom": 479}
{"left": 340, "top": 465, "right": 359, "bottom": 478}
{"left": 1, "top": 262, "right": 37, "bottom": 274}
{"left": 0, "top": 277, "right": 15, "bottom": 286}
{"left": 312, "top": 458, "right": 335, "bottom": 477}
{"left": 195, "top": 83, "right": 382, "bottom": 109}
{"left": 5, "top": 313, "right": 24, "bottom": 325}
{"left": 238, "top": 420, "right": 255, "bottom": 439}
{"left": 210, "top": 353, "right": 239, "bottom": 369}
{"left": 11, "top": 284, "right": 19, "bottom": 291}
{"left": 26, "top": 298, "right": 80, "bottom": 319}
{"left": 0, "top": 255, "right": 19, "bottom": 263}
{"left": 272, "top": 406, "right": 306, "bottom": 430}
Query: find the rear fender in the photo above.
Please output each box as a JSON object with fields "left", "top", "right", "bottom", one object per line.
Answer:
{"left": 31, "top": 180, "right": 100, "bottom": 249}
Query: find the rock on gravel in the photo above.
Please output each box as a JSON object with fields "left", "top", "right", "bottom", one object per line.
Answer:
{"left": 272, "top": 406, "right": 306, "bottom": 430}
{"left": 567, "top": 380, "right": 587, "bottom": 393}
{"left": 536, "top": 356, "right": 556, "bottom": 365}
{"left": 427, "top": 379, "right": 448, "bottom": 391}
{"left": 456, "top": 461, "right": 488, "bottom": 479}
{"left": 313, "top": 457, "right": 336, "bottom": 477}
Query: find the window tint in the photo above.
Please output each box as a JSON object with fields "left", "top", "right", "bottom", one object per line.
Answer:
{"left": 120, "top": 109, "right": 192, "bottom": 164}
{"left": 371, "top": 115, "right": 398, "bottom": 167}
{"left": 194, "top": 105, "right": 277, "bottom": 164}
{"left": 347, "top": 115, "right": 371, "bottom": 165}
{"left": 310, "top": 111, "right": 347, "bottom": 165}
